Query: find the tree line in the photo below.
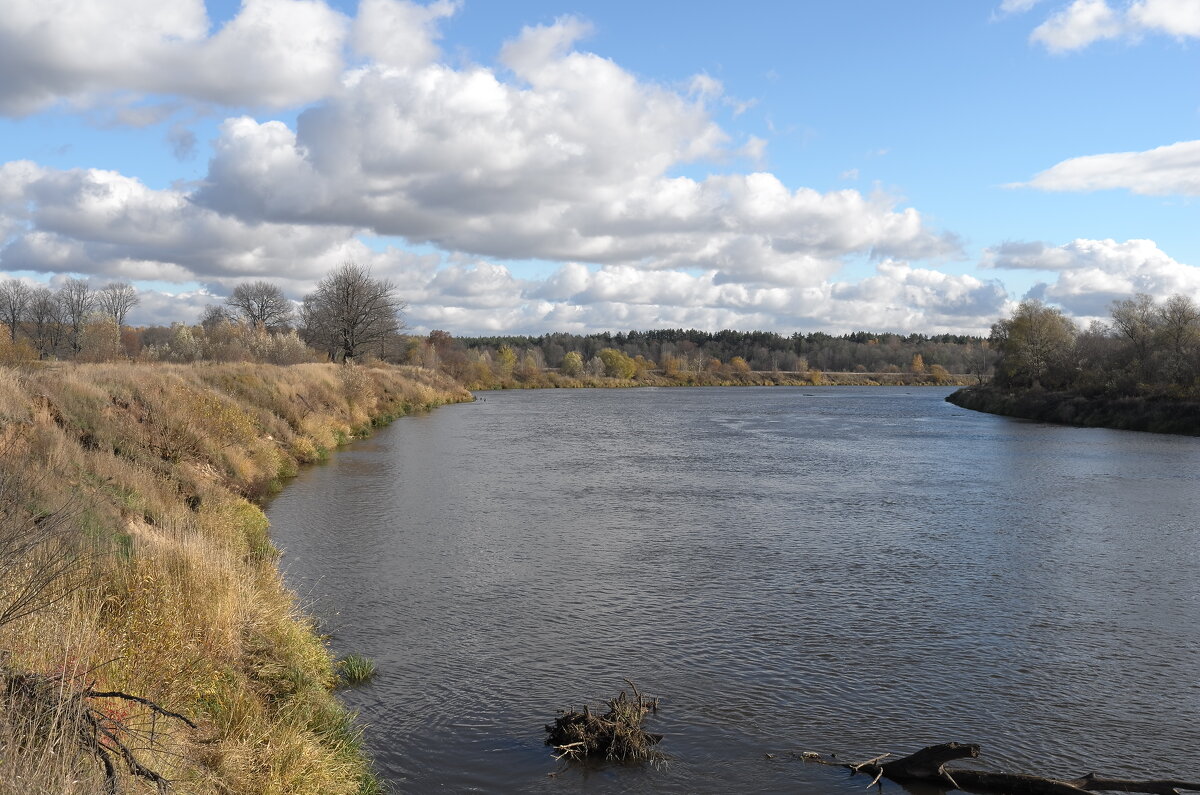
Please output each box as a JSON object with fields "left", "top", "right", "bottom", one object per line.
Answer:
{"left": 413, "top": 328, "right": 990, "bottom": 387}
{"left": 989, "top": 293, "right": 1200, "bottom": 394}
{"left": 0, "top": 263, "right": 406, "bottom": 365}
{"left": 0, "top": 278, "right": 140, "bottom": 360}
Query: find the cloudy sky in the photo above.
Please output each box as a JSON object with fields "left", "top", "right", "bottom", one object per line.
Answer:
{"left": 1, "top": 0, "right": 1197, "bottom": 334}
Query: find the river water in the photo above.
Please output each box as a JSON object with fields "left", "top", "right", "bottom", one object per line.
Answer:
{"left": 266, "top": 386, "right": 1200, "bottom": 793}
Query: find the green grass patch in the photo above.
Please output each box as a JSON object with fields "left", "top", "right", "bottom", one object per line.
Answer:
{"left": 337, "top": 654, "right": 377, "bottom": 687}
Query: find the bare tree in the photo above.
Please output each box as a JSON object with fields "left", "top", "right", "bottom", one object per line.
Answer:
{"left": 199, "top": 304, "right": 239, "bottom": 332}
{"left": 26, "top": 287, "right": 66, "bottom": 358}
{"left": 57, "top": 278, "right": 96, "bottom": 355}
{"left": 300, "top": 262, "right": 405, "bottom": 361}
{"left": 1110, "top": 293, "right": 1159, "bottom": 381}
{"left": 225, "top": 281, "right": 294, "bottom": 331}
{"left": 0, "top": 279, "right": 31, "bottom": 342}
{"left": 1157, "top": 293, "right": 1200, "bottom": 385}
{"left": 965, "top": 343, "right": 998, "bottom": 385}
{"left": 95, "top": 281, "right": 139, "bottom": 327}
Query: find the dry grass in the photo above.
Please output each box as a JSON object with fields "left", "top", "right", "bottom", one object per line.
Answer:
{"left": 0, "top": 361, "right": 471, "bottom": 794}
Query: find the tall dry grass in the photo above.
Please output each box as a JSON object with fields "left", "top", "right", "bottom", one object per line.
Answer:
{"left": 0, "top": 361, "right": 470, "bottom": 794}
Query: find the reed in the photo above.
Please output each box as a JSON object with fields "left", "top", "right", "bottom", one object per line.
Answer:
{"left": 337, "top": 654, "right": 378, "bottom": 687}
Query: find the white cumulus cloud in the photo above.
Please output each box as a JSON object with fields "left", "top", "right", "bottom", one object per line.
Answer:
{"left": 1016, "top": 139, "right": 1200, "bottom": 195}
{"left": 0, "top": 160, "right": 364, "bottom": 289}
{"left": 0, "top": 7, "right": 995, "bottom": 335}
{"left": 190, "top": 19, "right": 957, "bottom": 288}
{"left": 984, "top": 238, "right": 1200, "bottom": 316}
{"left": 353, "top": 0, "right": 459, "bottom": 70}
{"left": 1027, "top": 0, "right": 1200, "bottom": 51}
{"left": 0, "top": 0, "right": 349, "bottom": 114}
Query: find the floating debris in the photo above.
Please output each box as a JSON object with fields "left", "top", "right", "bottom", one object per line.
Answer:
{"left": 544, "top": 679, "right": 662, "bottom": 762}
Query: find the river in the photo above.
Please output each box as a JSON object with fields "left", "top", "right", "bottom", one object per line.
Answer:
{"left": 266, "top": 386, "right": 1200, "bottom": 793}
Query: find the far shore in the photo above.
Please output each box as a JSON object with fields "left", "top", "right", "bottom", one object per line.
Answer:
{"left": 467, "top": 369, "right": 976, "bottom": 390}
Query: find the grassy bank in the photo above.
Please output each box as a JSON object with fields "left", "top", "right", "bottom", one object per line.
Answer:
{"left": 946, "top": 385, "right": 1200, "bottom": 435}
{"left": 0, "top": 362, "right": 471, "bottom": 794}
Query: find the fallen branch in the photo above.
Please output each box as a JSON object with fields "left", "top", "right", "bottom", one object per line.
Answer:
{"left": 803, "top": 743, "right": 1200, "bottom": 795}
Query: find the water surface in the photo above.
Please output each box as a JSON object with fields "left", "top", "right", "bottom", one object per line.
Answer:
{"left": 268, "top": 387, "right": 1200, "bottom": 792}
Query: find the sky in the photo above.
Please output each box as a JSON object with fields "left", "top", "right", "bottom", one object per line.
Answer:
{"left": 1, "top": 0, "right": 1198, "bottom": 335}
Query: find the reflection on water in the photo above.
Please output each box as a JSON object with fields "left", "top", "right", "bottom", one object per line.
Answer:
{"left": 267, "top": 387, "right": 1200, "bottom": 793}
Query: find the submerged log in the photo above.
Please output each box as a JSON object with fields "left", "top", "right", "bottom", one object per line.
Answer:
{"left": 803, "top": 743, "right": 1200, "bottom": 795}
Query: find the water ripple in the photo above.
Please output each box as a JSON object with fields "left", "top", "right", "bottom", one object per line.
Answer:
{"left": 269, "top": 387, "right": 1200, "bottom": 792}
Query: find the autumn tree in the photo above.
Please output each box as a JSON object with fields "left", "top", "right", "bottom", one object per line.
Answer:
{"left": 300, "top": 263, "right": 405, "bottom": 361}
{"left": 96, "top": 281, "right": 140, "bottom": 327}
{"left": 990, "top": 299, "right": 1077, "bottom": 388}
{"left": 226, "top": 280, "right": 294, "bottom": 331}
{"left": 494, "top": 345, "right": 517, "bottom": 378}
{"left": 560, "top": 351, "right": 583, "bottom": 376}
{"left": 598, "top": 347, "right": 637, "bottom": 379}
{"left": 517, "top": 349, "right": 542, "bottom": 380}
{"left": 928, "top": 363, "right": 952, "bottom": 385}
{"left": 0, "top": 279, "right": 31, "bottom": 342}
{"left": 77, "top": 317, "right": 123, "bottom": 362}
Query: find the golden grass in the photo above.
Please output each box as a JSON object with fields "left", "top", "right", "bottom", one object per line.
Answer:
{"left": 0, "top": 361, "right": 471, "bottom": 794}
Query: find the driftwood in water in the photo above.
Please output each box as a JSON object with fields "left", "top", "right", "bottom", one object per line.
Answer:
{"left": 544, "top": 679, "right": 662, "bottom": 762}
{"left": 802, "top": 742, "right": 1200, "bottom": 795}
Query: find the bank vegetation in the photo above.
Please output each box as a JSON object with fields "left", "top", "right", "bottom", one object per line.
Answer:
{"left": 948, "top": 293, "right": 1200, "bottom": 434}
{"left": 410, "top": 328, "right": 984, "bottom": 388}
{"left": 0, "top": 360, "right": 469, "bottom": 794}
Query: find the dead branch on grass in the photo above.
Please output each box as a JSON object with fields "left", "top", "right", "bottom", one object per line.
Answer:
{"left": 2, "top": 664, "right": 196, "bottom": 794}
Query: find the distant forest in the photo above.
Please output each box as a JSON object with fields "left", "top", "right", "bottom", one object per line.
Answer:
{"left": 438, "top": 329, "right": 988, "bottom": 376}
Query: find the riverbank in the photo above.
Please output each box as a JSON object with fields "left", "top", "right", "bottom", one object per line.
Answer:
{"left": 946, "top": 384, "right": 1200, "bottom": 435}
{"left": 0, "top": 362, "right": 471, "bottom": 794}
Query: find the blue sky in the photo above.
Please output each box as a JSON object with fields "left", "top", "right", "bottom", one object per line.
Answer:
{"left": 1, "top": 0, "right": 1197, "bottom": 334}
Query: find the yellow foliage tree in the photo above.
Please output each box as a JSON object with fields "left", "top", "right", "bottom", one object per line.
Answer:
{"left": 928, "top": 364, "right": 951, "bottom": 384}
{"left": 495, "top": 345, "right": 517, "bottom": 378}
{"left": 560, "top": 351, "right": 583, "bottom": 376}
{"left": 78, "top": 317, "right": 123, "bottom": 362}
{"left": 598, "top": 348, "right": 637, "bottom": 379}
{"left": 0, "top": 334, "right": 37, "bottom": 363}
